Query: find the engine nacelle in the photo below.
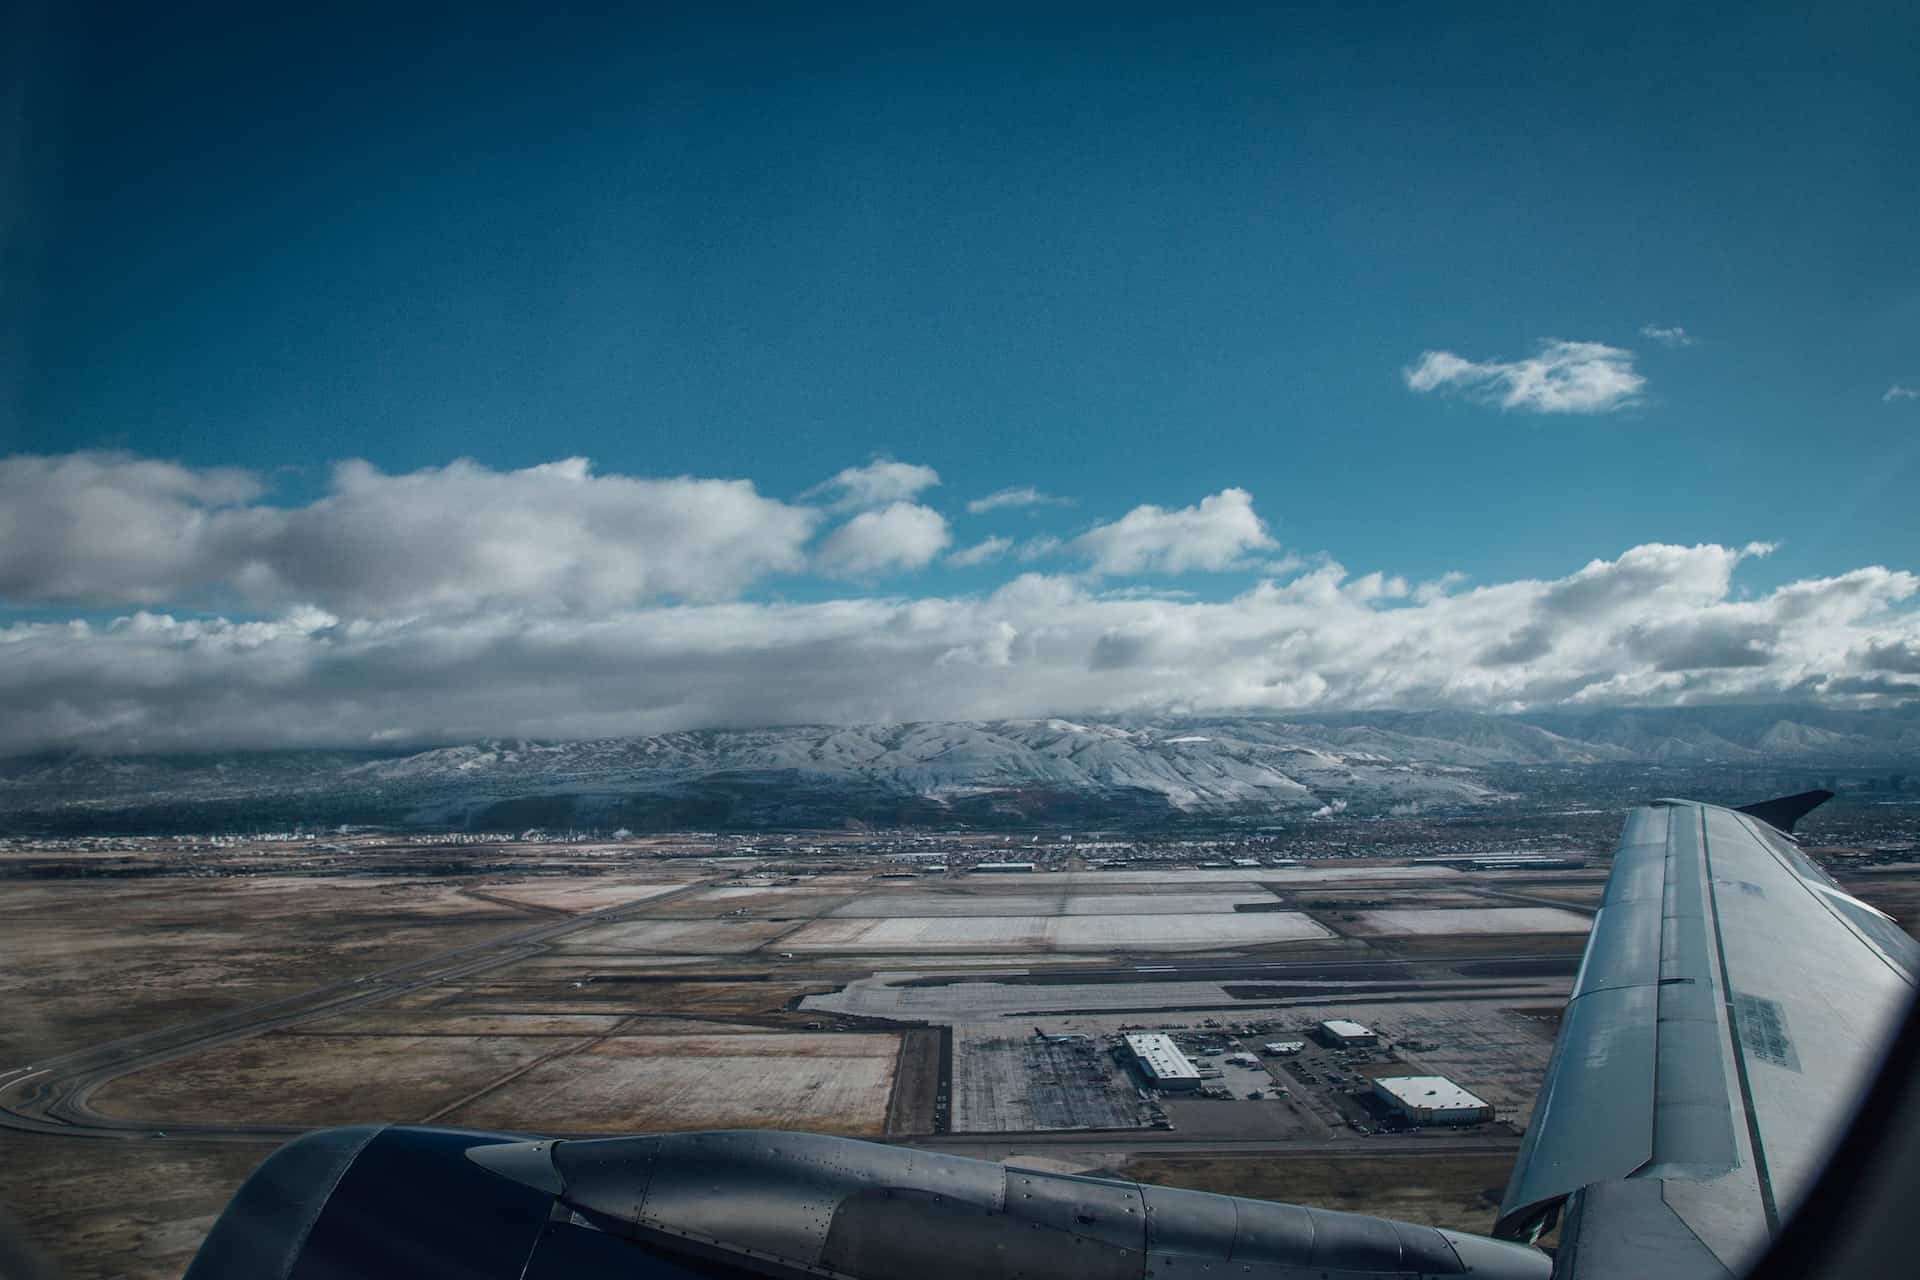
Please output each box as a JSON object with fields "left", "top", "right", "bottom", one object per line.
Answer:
{"left": 186, "top": 1125, "right": 1552, "bottom": 1280}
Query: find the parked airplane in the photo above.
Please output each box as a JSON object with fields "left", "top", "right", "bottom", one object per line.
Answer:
{"left": 182, "top": 793, "right": 1919, "bottom": 1280}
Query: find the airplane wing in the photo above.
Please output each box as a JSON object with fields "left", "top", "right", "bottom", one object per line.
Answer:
{"left": 1494, "top": 797, "right": 1918, "bottom": 1276}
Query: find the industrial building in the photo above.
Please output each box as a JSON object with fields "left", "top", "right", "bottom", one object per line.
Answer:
{"left": 1371, "top": 1075, "right": 1493, "bottom": 1126}
{"left": 972, "top": 861, "right": 1036, "bottom": 873}
{"left": 1263, "top": 1041, "right": 1306, "bottom": 1055}
{"left": 1122, "top": 1033, "right": 1201, "bottom": 1091}
{"left": 1318, "top": 1019, "right": 1378, "bottom": 1047}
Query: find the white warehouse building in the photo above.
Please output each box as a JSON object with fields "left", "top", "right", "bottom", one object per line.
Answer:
{"left": 1318, "top": 1018, "right": 1378, "bottom": 1047}
{"left": 1371, "top": 1075, "right": 1494, "bottom": 1126}
{"left": 1123, "top": 1034, "right": 1201, "bottom": 1091}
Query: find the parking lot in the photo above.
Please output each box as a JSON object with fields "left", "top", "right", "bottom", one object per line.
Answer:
{"left": 952, "top": 1034, "right": 1163, "bottom": 1132}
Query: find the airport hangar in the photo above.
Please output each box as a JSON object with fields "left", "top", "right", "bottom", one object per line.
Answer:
{"left": 1318, "top": 1018, "right": 1378, "bottom": 1047}
{"left": 1122, "top": 1033, "right": 1201, "bottom": 1091}
{"left": 1371, "top": 1075, "right": 1495, "bottom": 1126}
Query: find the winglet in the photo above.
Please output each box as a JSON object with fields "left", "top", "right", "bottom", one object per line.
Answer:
{"left": 1735, "top": 789, "right": 1834, "bottom": 834}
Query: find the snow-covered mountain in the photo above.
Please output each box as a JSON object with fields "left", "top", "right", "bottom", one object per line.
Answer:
{"left": 3, "top": 706, "right": 1916, "bottom": 832}
{"left": 338, "top": 717, "right": 1495, "bottom": 823}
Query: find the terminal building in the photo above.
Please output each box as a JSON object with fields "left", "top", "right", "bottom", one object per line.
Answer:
{"left": 1317, "top": 1018, "right": 1379, "bottom": 1048}
{"left": 1371, "top": 1075, "right": 1494, "bottom": 1126}
{"left": 1123, "top": 1033, "right": 1202, "bottom": 1091}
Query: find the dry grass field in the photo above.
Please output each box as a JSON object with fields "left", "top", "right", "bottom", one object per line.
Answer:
{"left": 442, "top": 1032, "right": 900, "bottom": 1135}
{"left": 0, "top": 877, "right": 535, "bottom": 1062}
{"left": 90, "top": 1032, "right": 589, "bottom": 1127}
{"left": 469, "top": 876, "right": 697, "bottom": 913}
{"left": 0, "top": 1137, "right": 274, "bottom": 1280}
{"left": 1121, "top": 1153, "right": 1516, "bottom": 1234}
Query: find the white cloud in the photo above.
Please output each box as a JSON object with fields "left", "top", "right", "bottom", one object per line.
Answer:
{"left": 1414, "top": 571, "right": 1468, "bottom": 603}
{"left": 1884, "top": 385, "right": 1919, "bottom": 403}
{"left": 1070, "top": 488, "right": 1277, "bottom": 576}
{"left": 0, "top": 451, "right": 266, "bottom": 605}
{"left": 1639, "top": 324, "right": 1698, "bottom": 348}
{"left": 4, "top": 541, "right": 1914, "bottom": 754}
{"left": 4, "top": 452, "right": 1916, "bottom": 754}
{"left": 0, "top": 453, "right": 817, "bottom": 613}
{"left": 966, "top": 485, "right": 1070, "bottom": 515}
{"left": 815, "top": 502, "right": 951, "bottom": 577}
{"left": 1017, "top": 535, "right": 1063, "bottom": 562}
{"left": 948, "top": 536, "right": 1013, "bottom": 567}
{"left": 807, "top": 459, "right": 941, "bottom": 510}
{"left": 1405, "top": 339, "right": 1645, "bottom": 414}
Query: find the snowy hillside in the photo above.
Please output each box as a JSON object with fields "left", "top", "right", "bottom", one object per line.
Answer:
{"left": 3, "top": 706, "right": 1916, "bottom": 832}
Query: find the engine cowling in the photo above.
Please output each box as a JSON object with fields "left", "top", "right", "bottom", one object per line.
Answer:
{"left": 186, "top": 1125, "right": 1552, "bottom": 1280}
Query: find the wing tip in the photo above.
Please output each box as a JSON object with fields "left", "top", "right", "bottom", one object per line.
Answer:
{"left": 1734, "top": 789, "right": 1834, "bottom": 834}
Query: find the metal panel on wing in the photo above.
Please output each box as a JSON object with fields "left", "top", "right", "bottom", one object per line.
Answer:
{"left": 1498, "top": 982, "right": 1659, "bottom": 1233}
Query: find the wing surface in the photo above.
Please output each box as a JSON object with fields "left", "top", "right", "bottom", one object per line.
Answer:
{"left": 1497, "top": 799, "right": 1917, "bottom": 1277}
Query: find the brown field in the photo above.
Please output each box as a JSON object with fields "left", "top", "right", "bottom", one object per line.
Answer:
{"left": 90, "top": 1033, "right": 589, "bottom": 1127}
{"left": 1122, "top": 1153, "right": 1516, "bottom": 1234}
{"left": 1836, "top": 871, "right": 1920, "bottom": 938}
{"left": 0, "top": 878, "right": 533, "bottom": 1062}
{"left": 442, "top": 1032, "right": 900, "bottom": 1135}
{"left": 286, "top": 1011, "right": 628, "bottom": 1036}
{"left": 0, "top": 1137, "right": 274, "bottom": 1280}
{"left": 468, "top": 876, "right": 699, "bottom": 913}
{"left": 612, "top": 1017, "right": 797, "bottom": 1034}
{"left": 434, "top": 978, "right": 832, "bottom": 1019}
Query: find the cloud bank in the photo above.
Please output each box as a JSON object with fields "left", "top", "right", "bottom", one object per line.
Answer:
{"left": 1405, "top": 339, "right": 1645, "bottom": 414}
{"left": 1, "top": 450, "right": 1914, "bottom": 755}
{"left": 0, "top": 453, "right": 817, "bottom": 613}
{"left": 2, "top": 535, "right": 1914, "bottom": 754}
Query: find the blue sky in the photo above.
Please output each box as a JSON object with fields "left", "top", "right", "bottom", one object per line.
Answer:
{"left": 1, "top": 3, "right": 1917, "bottom": 749}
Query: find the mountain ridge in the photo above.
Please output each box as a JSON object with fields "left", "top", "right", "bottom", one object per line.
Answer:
{"left": 2, "top": 705, "right": 1915, "bottom": 833}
